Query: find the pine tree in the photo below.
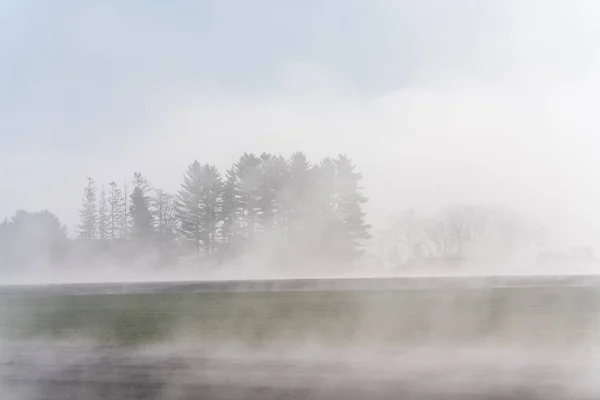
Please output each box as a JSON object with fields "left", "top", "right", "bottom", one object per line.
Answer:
{"left": 108, "top": 181, "right": 124, "bottom": 240}
{"left": 176, "top": 161, "right": 204, "bottom": 258}
{"left": 285, "top": 152, "right": 313, "bottom": 245}
{"left": 315, "top": 157, "right": 337, "bottom": 219}
{"left": 98, "top": 186, "right": 109, "bottom": 241}
{"left": 129, "top": 172, "right": 154, "bottom": 242}
{"left": 78, "top": 177, "right": 98, "bottom": 240}
{"left": 200, "top": 164, "right": 223, "bottom": 256}
{"left": 258, "top": 154, "right": 290, "bottom": 236}
{"left": 122, "top": 180, "right": 129, "bottom": 240}
{"left": 304, "top": 157, "right": 336, "bottom": 258}
{"left": 219, "top": 168, "right": 242, "bottom": 253}
{"left": 332, "top": 155, "right": 371, "bottom": 260}
{"left": 234, "top": 153, "right": 263, "bottom": 238}
{"left": 257, "top": 153, "right": 277, "bottom": 229}
{"left": 176, "top": 162, "right": 223, "bottom": 258}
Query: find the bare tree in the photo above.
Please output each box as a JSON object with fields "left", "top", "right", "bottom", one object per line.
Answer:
{"left": 438, "top": 205, "right": 487, "bottom": 256}
{"left": 389, "top": 209, "right": 420, "bottom": 258}
{"left": 420, "top": 216, "right": 447, "bottom": 257}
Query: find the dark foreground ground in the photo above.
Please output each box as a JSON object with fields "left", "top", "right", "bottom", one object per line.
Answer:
{"left": 1, "top": 343, "right": 599, "bottom": 400}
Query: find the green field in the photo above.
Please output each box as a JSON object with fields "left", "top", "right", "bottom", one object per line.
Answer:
{"left": 1, "top": 286, "right": 599, "bottom": 348}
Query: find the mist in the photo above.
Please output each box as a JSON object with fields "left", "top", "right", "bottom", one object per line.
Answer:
{"left": 2, "top": 0, "right": 600, "bottom": 262}
{"left": 3, "top": 1, "right": 600, "bottom": 399}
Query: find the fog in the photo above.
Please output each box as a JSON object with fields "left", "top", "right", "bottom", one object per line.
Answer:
{"left": 2, "top": 0, "right": 600, "bottom": 255}
{"left": 2, "top": 1, "right": 600, "bottom": 398}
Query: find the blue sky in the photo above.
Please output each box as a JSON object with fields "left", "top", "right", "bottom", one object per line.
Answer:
{"left": 2, "top": 0, "right": 600, "bottom": 250}
{"left": 2, "top": 0, "right": 406, "bottom": 150}
{"left": 0, "top": 0, "right": 508, "bottom": 152}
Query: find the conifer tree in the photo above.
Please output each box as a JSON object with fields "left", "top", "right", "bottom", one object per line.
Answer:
{"left": 332, "top": 155, "right": 371, "bottom": 260}
{"left": 98, "top": 186, "right": 109, "bottom": 241}
{"left": 234, "top": 153, "right": 263, "bottom": 238}
{"left": 200, "top": 164, "right": 223, "bottom": 256}
{"left": 122, "top": 181, "right": 129, "bottom": 240}
{"left": 258, "top": 154, "right": 290, "bottom": 237}
{"left": 108, "top": 181, "right": 124, "bottom": 240}
{"left": 286, "top": 152, "right": 312, "bottom": 238}
{"left": 78, "top": 177, "right": 98, "bottom": 240}
{"left": 176, "top": 162, "right": 223, "bottom": 258}
{"left": 257, "top": 153, "right": 277, "bottom": 229}
{"left": 219, "top": 168, "right": 241, "bottom": 252}
{"left": 129, "top": 172, "right": 154, "bottom": 242}
{"left": 176, "top": 161, "right": 204, "bottom": 257}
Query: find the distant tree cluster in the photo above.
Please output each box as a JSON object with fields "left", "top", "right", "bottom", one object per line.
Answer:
{"left": 61, "top": 152, "right": 370, "bottom": 268}
{"left": 378, "top": 205, "right": 540, "bottom": 267}
{"left": 0, "top": 210, "right": 69, "bottom": 269}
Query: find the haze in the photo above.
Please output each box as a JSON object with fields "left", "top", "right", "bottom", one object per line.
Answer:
{"left": 3, "top": 4, "right": 600, "bottom": 398}
{"left": 2, "top": 0, "right": 600, "bottom": 252}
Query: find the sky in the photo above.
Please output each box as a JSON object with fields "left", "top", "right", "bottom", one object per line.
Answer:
{"left": 1, "top": 0, "right": 600, "bottom": 250}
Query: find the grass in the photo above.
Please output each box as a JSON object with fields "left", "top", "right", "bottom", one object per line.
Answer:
{"left": 1, "top": 287, "right": 599, "bottom": 347}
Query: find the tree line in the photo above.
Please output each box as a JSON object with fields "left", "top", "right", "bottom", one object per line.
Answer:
{"left": 7, "top": 151, "right": 586, "bottom": 273}
{"left": 16, "top": 151, "right": 369, "bottom": 269}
